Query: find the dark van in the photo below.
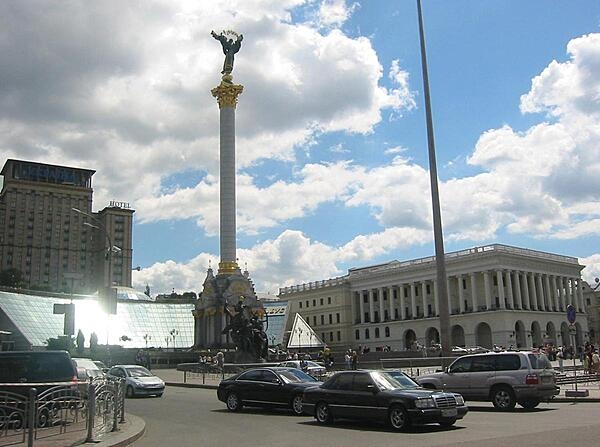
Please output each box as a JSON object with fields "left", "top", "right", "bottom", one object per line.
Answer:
{"left": 0, "top": 351, "right": 80, "bottom": 428}
{"left": 0, "top": 350, "right": 78, "bottom": 386}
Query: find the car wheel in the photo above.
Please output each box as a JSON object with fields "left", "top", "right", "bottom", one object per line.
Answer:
{"left": 315, "top": 402, "right": 332, "bottom": 424}
{"left": 491, "top": 386, "right": 516, "bottom": 410}
{"left": 439, "top": 418, "right": 457, "bottom": 427}
{"left": 519, "top": 399, "right": 540, "bottom": 409}
{"left": 126, "top": 386, "right": 135, "bottom": 398}
{"left": 226, "top": 392, "right": 242, "bottom": 412}
{"left": 291, "top": 395, "right": 303, "bottom": 416}
{"left": 388, "top": 405, "right": 411, "bottom": 431}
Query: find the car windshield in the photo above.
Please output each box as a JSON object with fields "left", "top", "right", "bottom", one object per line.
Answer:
{"left": 372, "top": 371, "right": 419, "bottom": 390}
{"left": 528, "top": 353, "right": 552, "bottom": 369}
{"left": 279, "top": 369, "right": 318, "bottom": 383}
{"left": 383, "top": 371, "right": 420, "bottom": 388}
{"left": 126, "top": 367, "right": 153, "bottom": 378}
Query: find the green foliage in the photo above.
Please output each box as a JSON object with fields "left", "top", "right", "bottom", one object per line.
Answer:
{"left": 0, "top": 268, "right": 24, "bottom": 288}
{"left": 46, "top": 336, "right": 74, "bottom": 351}
{"left": 90, "top": 332, "right": 99, "bottom": 351}
{"left": 76, "top": 330, "right": 85, "bottom": 354}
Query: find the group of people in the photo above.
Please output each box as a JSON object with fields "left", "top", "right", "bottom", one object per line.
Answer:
{"left": 134, "top": 349, "right": 151, "bottom": 370}
{"left": 344, "top": 349, "right": 359, "bottom": 370}
{"left": 583, "top": 343, "right": 600, "bottom": 374}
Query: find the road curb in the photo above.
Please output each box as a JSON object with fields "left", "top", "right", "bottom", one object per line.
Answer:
{"left": 88, "top": 413, "right": 146, "bottom": 447}
{"left": 165, "top": 381, "right": 218, "bottom": 390}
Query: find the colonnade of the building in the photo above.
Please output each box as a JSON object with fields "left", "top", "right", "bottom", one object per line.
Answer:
{"left": 353, "top": 270, "right": 585, "bottom": 325}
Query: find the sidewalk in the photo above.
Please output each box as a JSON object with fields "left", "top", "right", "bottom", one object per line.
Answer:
{"left": 153, "top": 366, "right": 600, "bottom": 402}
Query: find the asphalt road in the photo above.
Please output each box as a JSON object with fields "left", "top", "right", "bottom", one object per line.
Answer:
{"left": 127, "top": 386, "right": 600, "bottom": 447}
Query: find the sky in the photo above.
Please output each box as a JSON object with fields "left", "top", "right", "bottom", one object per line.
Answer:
{"left": 2, "top": 0, "right": 600, "bottom": 297}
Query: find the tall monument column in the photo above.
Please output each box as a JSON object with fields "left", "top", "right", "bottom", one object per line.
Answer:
{"left": 194, "top": 30, "right": 265, "bottom": 356}
{"left": 212, "top": 80, "right": 243, "bottom": 275}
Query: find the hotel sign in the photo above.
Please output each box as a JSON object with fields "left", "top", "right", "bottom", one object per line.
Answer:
{"left": 109, "top": 200, "right": 131, "bottom": 209}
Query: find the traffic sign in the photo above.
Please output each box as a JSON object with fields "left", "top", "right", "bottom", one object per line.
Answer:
{"left": 566, "top": 304, "right": 576, "bottom": 324}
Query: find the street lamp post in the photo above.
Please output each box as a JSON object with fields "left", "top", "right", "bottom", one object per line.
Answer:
{"left": 416, "top": 0, "right": 451, "bottom": 358}
{"left": 72, "top": 208, "right": 121, "bottom": 313}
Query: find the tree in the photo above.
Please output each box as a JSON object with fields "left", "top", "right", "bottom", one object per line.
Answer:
{"left": 76, "top": 330, "right": 85, "bottom": 355}
{"left": 90, "top": 332, "right": 99, "bottom": 352}
{"left": 0, "top": 268, "right": 24, "bottom": 288}
{"left": 46, "top": 336, "right": 74, "bottom": 351}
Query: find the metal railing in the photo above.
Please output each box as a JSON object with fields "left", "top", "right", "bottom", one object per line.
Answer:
{"left": 0, "top": 376, "right": 126, "bottom": 447}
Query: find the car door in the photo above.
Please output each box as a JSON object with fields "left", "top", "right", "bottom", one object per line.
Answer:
{"left": 441, "top": 356, "right": 473, "bottom": 397}
{"left": 235, "top": 369, "right": 264, "bottom": 402}
{"left": 467, "top": 355, "right": 496, "bottom": 398}
{"left": 323, "top": 373, "right": 354, "bottom": 418}
{"left": 258, "top": 370, "right": 287, "bottom": 406}
{"left": 343, "top": 372, "right": 381, "bottom": 421}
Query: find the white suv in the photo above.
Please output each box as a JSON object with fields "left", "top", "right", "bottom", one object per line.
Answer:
{"left": 417, "top": 351, "right": 558, "bottom": 410}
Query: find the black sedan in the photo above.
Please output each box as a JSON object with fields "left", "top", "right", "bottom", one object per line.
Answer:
{"left": 217, "top": 367, "right": 321, "bottom": 415}
{"left": 303, "top": 370, "right": 468, "bottom": 431}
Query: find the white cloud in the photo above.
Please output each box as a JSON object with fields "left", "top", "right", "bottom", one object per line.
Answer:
{"left": 316, "top": 0, "right": 359, "bottom": 28}
{"left": 0, "top": 1, "right": 413, "bottom": 218}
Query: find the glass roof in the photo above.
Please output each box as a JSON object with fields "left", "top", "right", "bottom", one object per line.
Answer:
{"left": 0, "top": 291, "right": 194, "bottom": 348}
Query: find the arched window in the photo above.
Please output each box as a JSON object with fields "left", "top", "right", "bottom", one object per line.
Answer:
{"left": 375, "top": 328, "right": 380, "bottom": 338}
{"left": 355, "top": 329, "right": 360, "bottom": 340}
{"left": 365, "top": 329, "right": 370, "bottom": 339}
{"left": 385, "top": 326, "right": 390, "bottom": 337}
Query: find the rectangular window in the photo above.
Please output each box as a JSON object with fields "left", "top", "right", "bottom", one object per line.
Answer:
{"left": 327, "top": 297, "right": 331, "bottom": 304}
{"left": 463, "top": 278, "right": 467, "bottom": 289}
{"left": 336, "top": 313, "right": 340, "bottom": 323}
{"left": 426, "top": 284, "right": 431, "bottom": 294}
{"left": 328, "top": 314, "right": 332, "bottom": 324}
{"left": 306, "top": 300, "right": 309, "bottom": 308}
{"left": 299, "top": 302, "right": 302, "bottom": 309}
{"left": 313, "top": 316, "right": 317, "bottom": 326}
{"left": 337, "top": 331, "right": 341, "bottom": 341}
{"left": 320, "top": 298, "right": 323, "bottom": 306}
{"left": 329, "top": 332, "right": 333, "bottom": 342}
{"left": 321, "top": 315, "right": 324, "bottom": 325}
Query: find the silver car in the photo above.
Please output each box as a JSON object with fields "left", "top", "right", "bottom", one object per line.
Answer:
{"left": 416, "top": 351, "right": 558, "bottom": 410}
{"left": 108, "top": 365, "right": 165, "bottom": 398}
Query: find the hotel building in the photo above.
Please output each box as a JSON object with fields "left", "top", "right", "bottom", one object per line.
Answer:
{"left": 0, "top": 159, "right": 134, "bottom": 294}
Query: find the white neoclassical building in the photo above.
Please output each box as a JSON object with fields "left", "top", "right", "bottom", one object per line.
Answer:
{"left": 278, "top": 244, "right": 589, "bottom": 352}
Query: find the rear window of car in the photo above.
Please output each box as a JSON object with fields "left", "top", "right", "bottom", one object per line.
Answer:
{"left": 279, "top": 369, "right": 318, "bottom": 383}
{"left": 528, "top": 353, "right": 552, "bottom": 369}
{"left": 470, "top": 355, "right": 495, "bottom": 372}
{"left": 494, "top": 354, "right": 521, "bottom": 371}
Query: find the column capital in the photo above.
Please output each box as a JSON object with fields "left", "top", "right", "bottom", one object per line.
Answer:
{"left": 212, "top": 81, "right": 244, "bottom": 108}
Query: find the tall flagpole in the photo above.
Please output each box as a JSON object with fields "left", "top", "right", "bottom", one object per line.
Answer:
{"left": 417, "top": 0, "right": 450, "bottom": 357}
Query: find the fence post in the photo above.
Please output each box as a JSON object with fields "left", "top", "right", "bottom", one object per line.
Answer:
{"left": 112, "top": 380, "right": 119, "bottom": 432}
{"left": 27, "top": 387, "right": 36, "bottom": 447}
{"left": 120, "top": 379, "right": 126, "bottom": 423}
{"left": 85, "top": 382, "right": 96, "bottom": 443}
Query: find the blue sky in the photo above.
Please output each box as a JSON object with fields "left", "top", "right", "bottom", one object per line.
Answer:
{"left": 2, "top": 1, "right": 600, "bottom": 295}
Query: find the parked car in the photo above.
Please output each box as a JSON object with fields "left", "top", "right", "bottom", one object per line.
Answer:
{"left": 0, "top": 350, "right": 78, "bottom": 390}
{"left": 217, "top": 367, "right": 321, "bottom": 415}
{"left": 277, "top": 360, "right": 327, "bottom": 378}
{"left": 0, "top": 351, "right": 80, "bottom": 428}
{"left": 93, "top": 360, "right": 109, "bottom": 373}
{"left": 107, "top": 365, "right": 165, "bottom": 398}
{"left": 303, "top": 370, "right": 467, "bottom": 431}
{"left": 416, "top": 350, "right": 558, "bottom": 410}
{"left": 72, "top": 358, "right": 105, "bottom": 380}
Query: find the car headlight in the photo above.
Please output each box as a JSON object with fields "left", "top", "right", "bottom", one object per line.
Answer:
{"left": 415, "top": 398, "right": 436, "bottom": 409}
{"left": 454, "top": 394, "right": 465, "bottom": 406}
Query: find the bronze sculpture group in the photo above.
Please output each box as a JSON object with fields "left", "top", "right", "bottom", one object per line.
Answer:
{"left": 222, "top": 297, "right": 268, "bottom": 361}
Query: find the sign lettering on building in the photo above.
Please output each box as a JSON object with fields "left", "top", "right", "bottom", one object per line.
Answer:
{"left": 109, "top": 200, "right": 131, "bottom": 209}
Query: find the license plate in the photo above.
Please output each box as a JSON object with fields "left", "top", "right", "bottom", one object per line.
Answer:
{"left": 441, "top": 408, "right": 457, "bottom": 417}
